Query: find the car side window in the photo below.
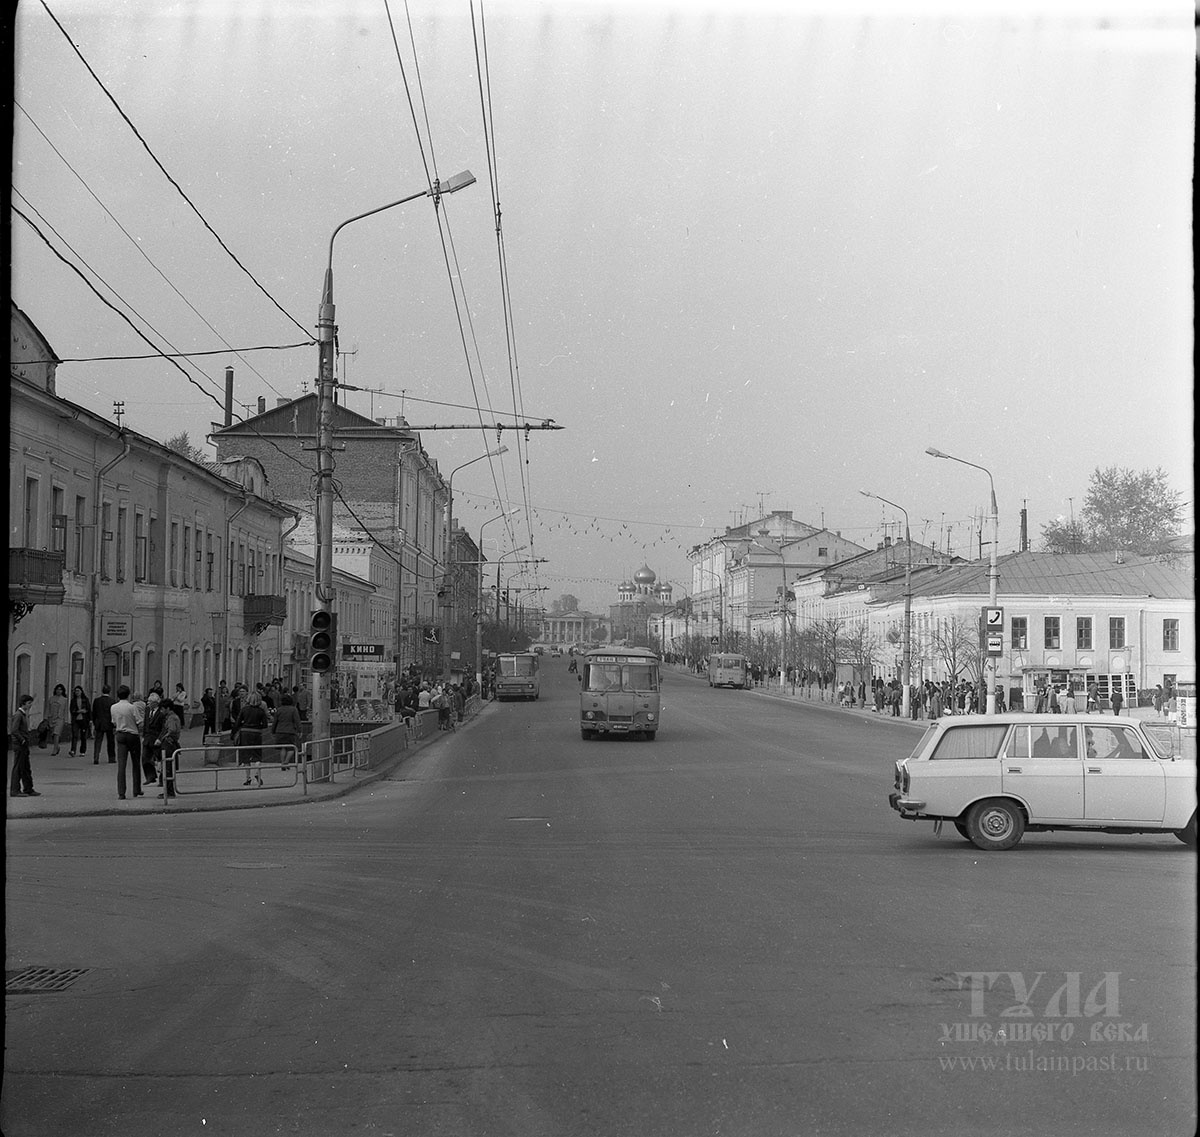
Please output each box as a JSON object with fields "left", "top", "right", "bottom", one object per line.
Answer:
{"left": 1003, "top": 726, "right": 1030, "bottom": 760}
{"left": 1085, "top": 726, "right": 1148, "bottom": 760}
{"left": 1014, "top": 725, "right": 1077, "bottom": 759}
{"left": 930, "top": 725, "right": 1008, "bottom": 760}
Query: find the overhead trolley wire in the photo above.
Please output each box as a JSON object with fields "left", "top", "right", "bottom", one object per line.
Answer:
{"left": 39, "top": 0, "right": 312, "bottom": 342}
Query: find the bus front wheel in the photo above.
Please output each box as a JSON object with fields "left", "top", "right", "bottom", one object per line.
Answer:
{"left": 581, "top": 729, "right": 595, "bottom": 741}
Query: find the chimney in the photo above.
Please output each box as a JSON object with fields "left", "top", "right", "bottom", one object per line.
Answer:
{"left": 224, "top": 367, "right": 234, "bottom": 427}
{"left": 884, "top": 535, "right": 892, "bottom": 547}
{"left": 257, "top": 396, "right": 267, "bottom": 415}
{"left": 1020, "top": 506, "right": 1028, "bottom": 553}
{"left": 276, "top": 398, "right": 288, "bottom": 407}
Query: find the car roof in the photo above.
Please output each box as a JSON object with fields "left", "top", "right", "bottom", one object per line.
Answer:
{"left": 932, "top": 713, "right": 1138, "bottom": 727}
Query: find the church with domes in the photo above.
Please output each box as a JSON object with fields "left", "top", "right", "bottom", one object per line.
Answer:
{"left": 609, "top": 565, "right": 672, "bottom": 645}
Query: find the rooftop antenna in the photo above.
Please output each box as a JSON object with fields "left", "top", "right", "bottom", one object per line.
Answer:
{"left": 756, "top": 490, "right": 772, "bottom": 517}
{"left": 113, "top": 400, "right": 125, "bottom": 428}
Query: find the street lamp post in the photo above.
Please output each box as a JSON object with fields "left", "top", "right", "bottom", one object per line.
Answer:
{"left": 695, "top": 566, "right": 725, "bottom": 650}
{"left": 475, "top": 510, "right": 518, "bottom": 691}
{"left": 861, "top": 490, "right": 912, "bottom": 718}
{"left": 926, "top": 447, "right": 999, "bottom": 715}
{"left": 313, "top": 170, "right": 476, "bottom": 746}
{"left": 443, "top": 447, "right": 506, "bottom": 679}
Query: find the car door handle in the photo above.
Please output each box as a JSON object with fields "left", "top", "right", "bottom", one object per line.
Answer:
{"left": 1006, "top": 767, "right": 1022, "bottom": 773}
{"left": 1087, "top": 767, "right": 1101, "bottom": 773}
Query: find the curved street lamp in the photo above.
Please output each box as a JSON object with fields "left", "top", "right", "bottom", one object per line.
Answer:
{"left": 312, "top": 169, "right": 476, "bottom": 744}
{"left": 926, "top": 447, "right": 1000, "bottom": 714}
{"left": 861, "top": 489, "right": 912, "bottom": 717}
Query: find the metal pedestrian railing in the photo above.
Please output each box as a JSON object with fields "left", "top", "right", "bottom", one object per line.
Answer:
{"left": 166, "top": 744, "right": 302, "bottom": 805}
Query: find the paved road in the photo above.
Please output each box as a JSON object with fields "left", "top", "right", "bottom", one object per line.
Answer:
{"left": 4, "top": 664, "right": 1194, "bottom": 1136}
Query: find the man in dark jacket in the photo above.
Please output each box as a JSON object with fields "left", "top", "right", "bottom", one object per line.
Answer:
{"left": 91, "top": 685, "right": 116, "bottom": 764}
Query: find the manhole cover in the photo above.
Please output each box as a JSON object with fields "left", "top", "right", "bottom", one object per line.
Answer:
{"left": 6, "top": 967, "right": 89, "bottom": 994}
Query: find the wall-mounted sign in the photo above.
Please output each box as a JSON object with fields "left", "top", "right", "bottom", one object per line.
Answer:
{"left": 342, "top": 643, "right": 385, "bottom": 661}
{"left": 102, "top": 615, "right": 133, "bottom": 643}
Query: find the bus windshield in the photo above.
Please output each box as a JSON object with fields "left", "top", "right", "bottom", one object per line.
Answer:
{"left": 585, "top": 662, "right": 659, "bottom": 693}
{"left": 498, "top": 655, "right": 537, "bottom": 677}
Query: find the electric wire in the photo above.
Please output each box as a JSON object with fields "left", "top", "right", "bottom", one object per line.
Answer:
{"left": 13, "top": 100, "right": 297, "bottom": 399}
{"left": 39, "top": 0, "right": 311, "bottom": 341}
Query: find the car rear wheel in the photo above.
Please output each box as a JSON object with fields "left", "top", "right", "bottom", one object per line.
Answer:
{"left": 1174, "top": 813, "right": 1197, "bottom": 846}
{"left": 964, "top": 799, "right": 1025, "bottom": 851}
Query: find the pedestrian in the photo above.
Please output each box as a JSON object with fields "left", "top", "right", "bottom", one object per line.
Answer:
{"left": 69, "top": 684, "right": 91, "bottom": 756}
{"left": 201, "top": 687, "right": 217, "bottom": 734}
{"left": 271, "top": 694, "right": 302, "bottom": 770}
{"left": 154, "top": 698, "right": 183, "bottom": 798}
{"left": 1059, "top": 687, "right": 1076, "bottom": 714}
{"left": 47, "top": 683, "right": 69, "bottom": 755}
{"left": 149, "top": 679, "right": 165, "bottom": 700}
{"left": 232, "top": 691, "right": 268, "bottom": 786}
{"left": 173, "top": 682, "right": 190, "bottom": 718}
{"left": 111, "top": 684, "right": 144, "bottom": 800}
{"left": 91, "top": 684, "right": 116, "bottom": 763}
{"left": 1153, "top": 685, "right": 1164, "bottom": 717}
{"left": 9, "top": 694, "right": 40, "bottom": 797}
{"left": 1111, "top": 686, "right": 1124, "bottom": 715}
{"left": 1087, "top": 681, "right": 1098, "bottom": 713}
{"left": 142, "top": 692, "right": 166, "bottom": 786}
{"left": 294, "top": 685, "right": 309, "bottom": 721}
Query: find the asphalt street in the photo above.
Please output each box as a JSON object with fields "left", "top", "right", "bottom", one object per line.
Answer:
{"left": 4, "top": 663, "right": 1195, "bottom": 1137}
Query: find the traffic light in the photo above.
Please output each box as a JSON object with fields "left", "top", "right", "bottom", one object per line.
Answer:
{"left": 309, "top": 610, "right": 337, "bottom": 673}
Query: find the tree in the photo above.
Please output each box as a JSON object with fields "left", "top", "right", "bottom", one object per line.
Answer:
{"left": 842, "top": 619, "right": 880, "bottom": 685}
{"left": 929, "top": 613, "right": 981, "bottom": 686}
{"left": 1040, "top": 466, "right": 1183, "bottom": 554}
{"left": 165, "top": 431, "right": 216, "bottom": 470}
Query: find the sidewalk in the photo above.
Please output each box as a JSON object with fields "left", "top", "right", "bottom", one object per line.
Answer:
{"left": 6, "top": 712, "right": 458, "bottom": 822}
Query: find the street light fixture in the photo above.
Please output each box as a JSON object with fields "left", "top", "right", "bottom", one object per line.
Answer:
{"left": 861, "top": 489, "right": 912, "bottom": 717}
{"left": 926, "top": 446, "right": 1000, "bottom": 715}
{"left": 476, "top": 509, "right": 519, "bottom": 690}
{"left": 312, "top": 169, "right": 476, "bottom": 746}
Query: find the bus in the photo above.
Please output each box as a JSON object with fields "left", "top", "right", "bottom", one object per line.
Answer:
{"left": 579, "top": 646, "right": 662, "bottom": 741}
{"left": 708, "top": 652, "right": 748, "bottom": 689}
{"left": 494, "top": 652, "right": 540, "bottom": 701}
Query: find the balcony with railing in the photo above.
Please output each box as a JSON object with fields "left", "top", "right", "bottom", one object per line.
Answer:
{"left": 10, "top": 547, "right": 67, "bottom": 624}
{"left": 243, "top": 593, "right": 287, "bottom": 636}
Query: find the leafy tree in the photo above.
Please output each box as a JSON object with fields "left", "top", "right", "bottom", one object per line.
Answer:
{"left": 165, "top": 431, "right": 216, "bottom": 470}
{"left": 1041, "top": 466, "right": 1183, "bottom": 554}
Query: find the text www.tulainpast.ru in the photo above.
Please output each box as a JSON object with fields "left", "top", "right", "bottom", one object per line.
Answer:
{"left": 939, "top": 1052, "right": 1150, "bottom": 1075}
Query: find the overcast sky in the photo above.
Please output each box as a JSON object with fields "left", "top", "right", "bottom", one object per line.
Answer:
{"left": 11, "top": 0, "right": 1194, "bottom": 612}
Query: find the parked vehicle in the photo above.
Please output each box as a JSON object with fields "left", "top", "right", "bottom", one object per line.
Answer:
{"left": 888, "top": 713, "right": 1196, "bottom": 851}
{"left": 579, "top": 646, "right": 661, "bottom": 740}
{"left": 707, "top": 652, "right": 748, "bottom": 689}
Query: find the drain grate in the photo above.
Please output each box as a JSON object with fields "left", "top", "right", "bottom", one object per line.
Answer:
{"left": 6, "top": 967, "right": 89, "bottom": 994}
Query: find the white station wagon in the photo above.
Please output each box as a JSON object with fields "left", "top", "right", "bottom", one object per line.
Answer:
{"left": 889, "top": 714, "right": 1196, "bottom": 851}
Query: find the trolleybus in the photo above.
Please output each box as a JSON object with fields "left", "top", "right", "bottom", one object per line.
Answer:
{"left": 579, "top": 646, "right": 662, "bottom": 740}
{"left": 494, "top": 652, "right": 540, "bottom": 700}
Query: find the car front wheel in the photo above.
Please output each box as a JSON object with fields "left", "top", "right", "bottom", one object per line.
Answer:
{"left": 964, "top": 799, "right": 1025, "bottom": 851}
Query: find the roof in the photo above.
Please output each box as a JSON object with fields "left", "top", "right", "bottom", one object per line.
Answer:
{"left": 891, "top": 550, "right": 1194, "bottom": 602}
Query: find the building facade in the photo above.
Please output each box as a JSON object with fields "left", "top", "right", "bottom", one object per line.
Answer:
{"left": 9, "top": 304, "right": 291, "bottom": 721}
{"left": 212, "top": 400, "right": 451, "bottom": 674}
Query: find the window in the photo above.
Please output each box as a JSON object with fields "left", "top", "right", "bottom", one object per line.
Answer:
{"left": 1163, "top": 620, "right": 1180, "bottom": 652}
{"left": 206, "top": 534, "right": 215, "bottom": 592}
{"left": 24, "top": 477, "right": 39, "bottom": 546}
{"left": 170, "top": 521, "right": 180, "bottom": 587}
{"left": 1109, "top": 617, "right": 1126, "bottom": 650}
{"left": 182, "top": 526, "right": 191, "bottom": 589}
{"left": 51, "top": 487, "right": 66, "bottom": 552}
{"left": 1076, "top": 617, "right": 1092, "bottom": 651}
{"left": 116, "top": 506, "right": 127, "bottom": 581}
{"left": 101, "top": 503, "right": 113, "bottom": 580}
{"left": 135, "top": 513, "right": 148, "bottom": 582}
{"left": 1084, "top": 725, "right": 1147, "bottom": 761}
{"left": 73, "top": 495, "right": 87, "bottom": 573}
{"left": 1010, "top": 617, "right": 1028, "bottom": 650}
{"left": 1044, "top": 616, "right": 1061, "bottom": 650}
{"left": 1006, "top": 725, "right": 1078, "bottom": 760}
{"left": 817, "top": 547, "right": 828, "bottom": 558}
{"left": 930, "top": 725, "right": 1009, "bottom": 760}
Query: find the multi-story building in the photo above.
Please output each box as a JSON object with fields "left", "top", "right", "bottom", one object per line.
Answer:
{"left": 539, "top": 607, "right": 606, "bottom": 648}
{"left": 211, "top": 399, "right": 451, "bottom": 673}
{"left": 689, "top": 511, "right": 867, "bottom": 652}
{"left": 9, "top": 304, "right": 292, "bottom": 720}
{"left": 610, "top": 567, "right": 671, "bottom": 646}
